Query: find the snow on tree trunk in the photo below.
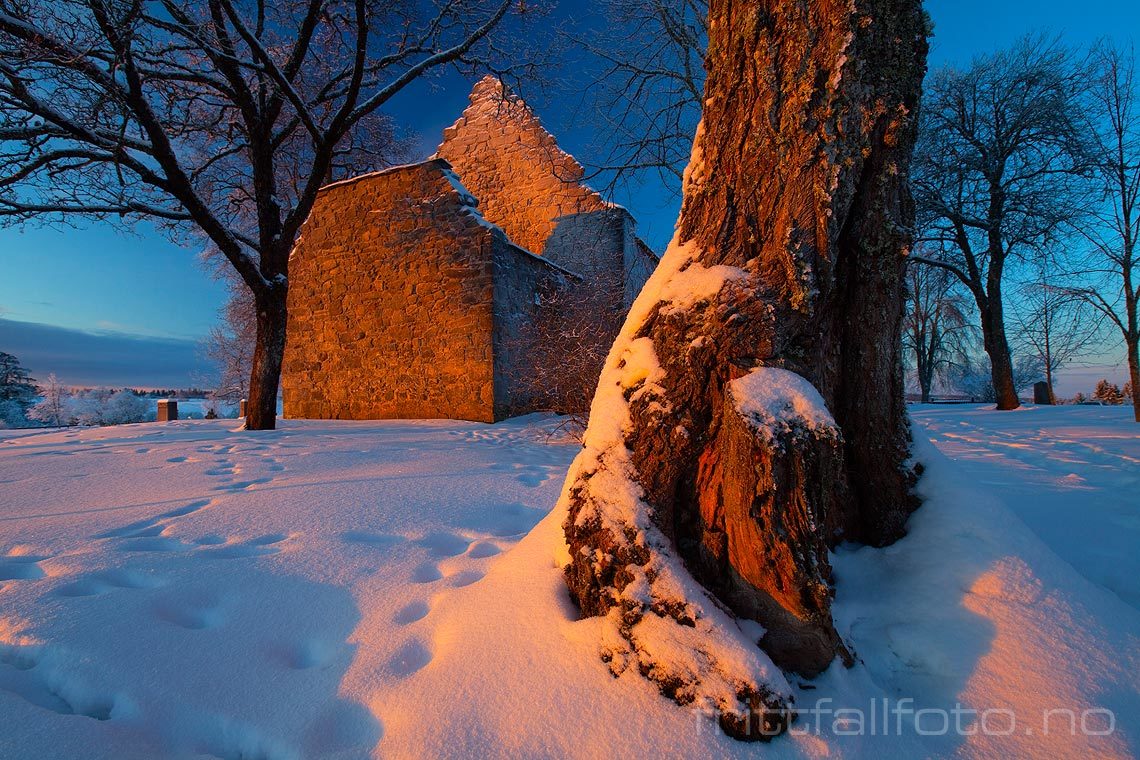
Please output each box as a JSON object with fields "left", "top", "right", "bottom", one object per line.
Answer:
{"left": 560, "top": 0, "right": 928, "bottom": 740}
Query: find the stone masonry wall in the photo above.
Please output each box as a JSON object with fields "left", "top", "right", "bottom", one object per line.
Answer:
{"left": 436, "top": 76, "right": 611, "bottom": 257}
{"left": 283, "top": 159, "right": 500, "bottom": 423}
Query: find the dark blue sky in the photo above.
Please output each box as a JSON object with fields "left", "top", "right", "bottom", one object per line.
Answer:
{"left": 0, "top": 0, "right": 1136, "bottom": 388}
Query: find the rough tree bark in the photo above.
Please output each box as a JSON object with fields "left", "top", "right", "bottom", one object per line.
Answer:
{"left": 247, "top": 282, "right": 288, "bottom": 431}
{"left": 983, "top": 268, "right": 1022, "bottom": 410}
{"left": 560, "top": 0, "right": 928, "bottom": 740}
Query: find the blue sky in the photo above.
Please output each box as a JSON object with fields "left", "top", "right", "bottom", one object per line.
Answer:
{"left": 0, "top": 0, "right": 1136, "bottom": 389}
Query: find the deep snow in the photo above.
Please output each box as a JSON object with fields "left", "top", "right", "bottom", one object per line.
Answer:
{"left": 0, "top": 406, "right": 1136, "bottom": 758}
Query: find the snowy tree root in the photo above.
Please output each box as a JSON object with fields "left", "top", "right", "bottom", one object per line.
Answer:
{"left": 562, "top": 284, "right": 863, "bottom": 740}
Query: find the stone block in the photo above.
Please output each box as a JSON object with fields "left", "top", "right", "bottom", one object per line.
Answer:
{"left": 157, "top": 399, "right": 178, "bottom": 422}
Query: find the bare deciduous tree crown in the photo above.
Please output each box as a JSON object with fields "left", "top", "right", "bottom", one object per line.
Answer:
{"left": 0, "top": 0, "right": 527, "bottom": 428}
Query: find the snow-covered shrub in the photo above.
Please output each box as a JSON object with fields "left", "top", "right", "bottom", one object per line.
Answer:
{"left": 60, "top": 389, "right": 152, "bottom": 426}
{"left": 0, "top": 399, "right": 30, "bottom": 428}
{"left": 101, "top": 390, "right": 152, "bottom": 424}
{"left": 27, "top": 374, "right": 69, "bottom": 427}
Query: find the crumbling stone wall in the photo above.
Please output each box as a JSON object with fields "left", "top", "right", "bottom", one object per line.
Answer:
{"left": 283, "top": 159, "right": 501, "bottom": 422}
{"left": 283, "top": 157, "right": 573, "bottom": 423}
{"left": 283, "top": 78, "right": 661, "bottom": 425}
{"left": 437, "top": 76, "right": 611, "bottom": 257}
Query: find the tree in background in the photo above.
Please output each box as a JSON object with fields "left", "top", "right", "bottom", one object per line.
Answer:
{"left": 1093, "top": 378, "right": 1125, "bottom": 405}
{"left": 0, "top": 350, "right": 36, "bottom": 427}
{"left": 1068, "top": 44, "right": 1140, "bottom": 422}
{"left": 0, "top": 0, "right": 529, "bottom": 430}
{"left": 949, "top": 353, "right": 1044, "bottom": 403}
{"left": 27, "top": 373, "right": 67, "bottom": 427}
{"left": 569, "top": 0, "right": 706, "bottom": 192}
{"left": 903, "top": 260, "right": 975, "bottom": 402}
{"left": 912, "top": 37, "right": 1088, "bottom": 410}
{"left": 203, "top": 285, "right": 257, "bottom": 406}
{"left": 1013, "top": 269, "right": 1103, "bottom": 403}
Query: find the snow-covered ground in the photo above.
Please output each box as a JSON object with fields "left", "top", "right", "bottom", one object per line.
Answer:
{"left": 0, "top": 407, "right": 1136, "bottom": 758}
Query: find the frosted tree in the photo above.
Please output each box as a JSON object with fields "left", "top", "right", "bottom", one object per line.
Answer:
{"left": 204, "top": 286, "right": 257, "bottom": 405}
{"left": 1093, "top": 379, "right": 1125, "bottom": 405}
{"left": 27, "top": 373, "right": 68, "bottom": 428}
{"left": 67, "top": 389, "right": 151, "bottom": 426}
{"left": 559, "top": 0, "right": 928, "bottom": 740}
{"left": 904, "top": 260, "right": 976, "bottom": 402}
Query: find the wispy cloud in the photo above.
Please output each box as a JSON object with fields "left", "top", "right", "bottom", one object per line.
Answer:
{"left": 0, "top": 318, "right": 216, "bottom": 388}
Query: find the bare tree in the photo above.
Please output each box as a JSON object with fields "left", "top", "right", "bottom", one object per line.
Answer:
{"left": 503, "top": 270, "right": 625, "bottom": 434}
{"left": 203, "top": 284, "right": 256, "bottom": 405}
{"left": 904, "top": 258, "right": 975, "bottom": 402}
{"left": 0, "top": 0, "right": 527, "bottom": 429}
{"left": 568, "top": 0, "right": 706, "bottom": 192}
{"left": 912, "top": 37, "right": 1089, "bottom": 410}
{"left": 1068, "top": 43, "right": 1140, "bottom": 422}
{"left": 1013, "top": 268, "right": 1102, "bottom": 403}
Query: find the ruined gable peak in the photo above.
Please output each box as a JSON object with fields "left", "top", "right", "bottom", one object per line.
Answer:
{"left": 469, "top": 73, "right": 507, "bottom": 103}
{"left": 436, "top": 77, "right": 609, "bottom": 256}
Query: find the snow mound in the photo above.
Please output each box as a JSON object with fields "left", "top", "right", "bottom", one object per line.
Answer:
{"left": 0, "top": 408, "right": 1137, "bottom": 757}
{"left": 729, "top": 367, "right": 839, "bottom": 438}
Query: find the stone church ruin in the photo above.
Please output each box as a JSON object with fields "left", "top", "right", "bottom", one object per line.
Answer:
{"left": 282, "top": 77, "right": 657, "bottom": 423}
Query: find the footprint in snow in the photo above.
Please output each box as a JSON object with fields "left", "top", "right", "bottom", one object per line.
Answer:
{"left": 467, "top": 541, "right": 501, "bottom": 558}
{"left": 415, "top": 532, "right": 471, "bottom": 558}
{"left": 95, "top": 499, "right": 211, "bottom": 540}
{"left": 214, "top": 477, "right": 271, "bottom": 492}
{"left": 181, "top": 714, "right": 295, "bottom": 760}
{"left": 448, "top": 570, "right": 484, "bottom": 588}
{"left": 117, "top": 536, "right": 193, "bottom": 553}
{"left": 393, "top": 600, "right": 430, "bottom": 625}
{"left": 154, "top": 592, "right": 229, "bottom": 630}
{"left": 0, "top": 554, "right": 48, "bottom": 582}
{"left": 387, "top": 639, "right": 432, "bottom": 677}
{"left": 0, "top": 642, "right": 125, "bottom": 721}
{"left": 410, "top": 562, "right": 443, "bottom": 584}
{"left": 54, "top": 568, "right": 164, "bottom": 597}
{"left": 202, "top": 534, "right": 289, "bottom": 560}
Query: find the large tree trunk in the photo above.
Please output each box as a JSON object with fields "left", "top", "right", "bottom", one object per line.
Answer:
{"left": 918, "top": 342, "right": 934, "bottom": 403}
{"left": 246, "top": 284, "right": 287, "bottom": 431}
{"left": 560, "top": 0, "right": 927, "bottom": 741}
{"left": 980, "top": 305, "right": 1020, "bottom": 410}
